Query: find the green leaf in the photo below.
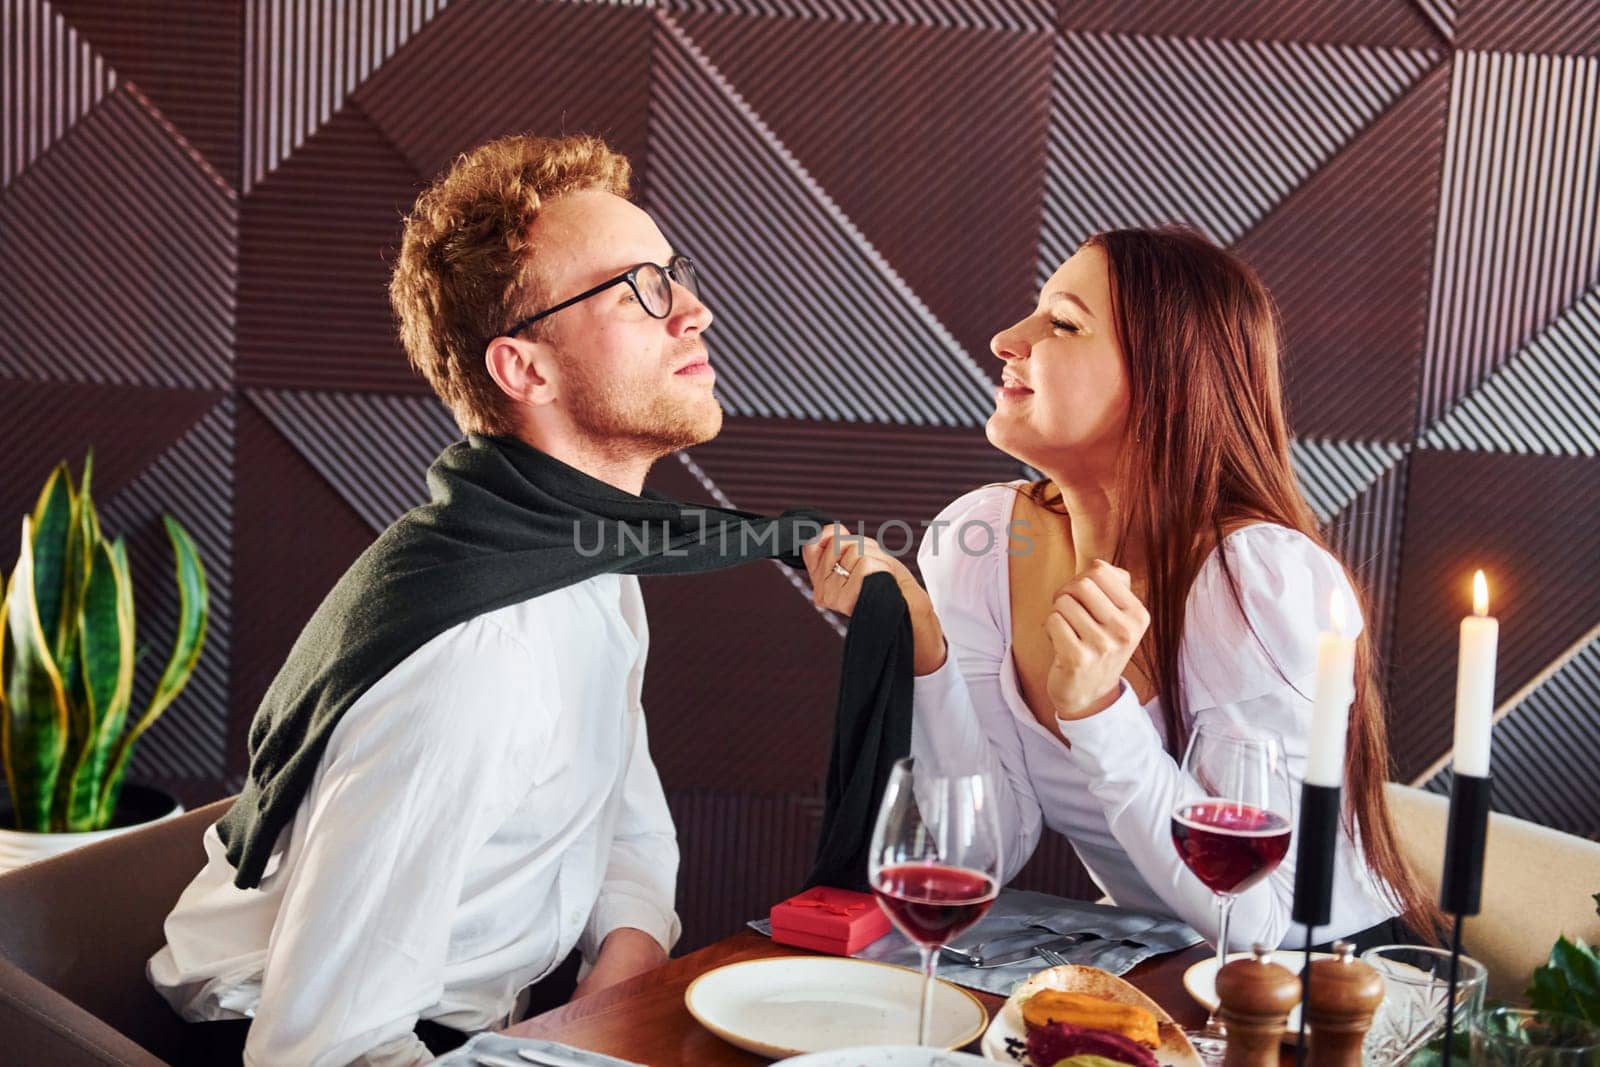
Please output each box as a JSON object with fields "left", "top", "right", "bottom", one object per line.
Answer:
{"left": 45, "top": 464, "right": 95, "bottom": 830}
{"left": 27, "top": 464, "right": 72, "bottom": 666}
{"left": 2, "top": 517, "right": 71, "bottom": 832}
{"left": 63, "top": 541, "right": 133, "bottom": 831}
{"left": 1527, "top": 936, "right": 1600, "bottom": 1024}
{"left": 98, "top": 517, "right": 206, "bottom": 824}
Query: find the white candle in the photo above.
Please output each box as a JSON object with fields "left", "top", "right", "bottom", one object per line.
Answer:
{"left": 1453, "top": 570, "right": 1499, "bottom": 778}
{"left": 1307, "top": 590, "right": 1355, "bottom": 788}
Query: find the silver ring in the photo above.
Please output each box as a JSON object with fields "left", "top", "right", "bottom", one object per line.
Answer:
{"left": 831, "top": 561, "right": 852, "bottom": 580}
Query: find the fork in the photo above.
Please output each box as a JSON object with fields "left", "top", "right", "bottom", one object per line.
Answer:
{"left": 1039, "top": 937, "right": 1143, "bottom": 967}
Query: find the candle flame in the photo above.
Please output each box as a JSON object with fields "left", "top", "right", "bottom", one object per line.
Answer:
{"left": 1329, "top": 590, "right": 1347, "bottom": 635}
{"left": 1473, "top": 570, "right": 1489, "bottom": 617}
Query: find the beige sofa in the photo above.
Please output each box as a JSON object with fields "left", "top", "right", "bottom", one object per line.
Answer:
{"left": 1385, "top": 781, "right": 1600, "bottom": 1001}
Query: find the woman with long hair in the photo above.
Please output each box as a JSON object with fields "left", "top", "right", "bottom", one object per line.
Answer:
{"left": 802, "top": 226, "right": 1437, "bottom": 949}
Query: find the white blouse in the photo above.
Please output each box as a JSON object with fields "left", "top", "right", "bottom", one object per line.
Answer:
{"left": 148, "top": 573, "right": 680, "bottom": 1067}
{"left": 911, "top": 482, "right": 1397, "bottom": 950}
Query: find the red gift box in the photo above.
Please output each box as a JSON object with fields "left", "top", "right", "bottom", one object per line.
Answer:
{"left": 769, "top": 886, "right": 892, "bottom": 955}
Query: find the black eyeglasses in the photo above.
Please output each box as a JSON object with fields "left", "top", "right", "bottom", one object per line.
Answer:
{"left": 503, "top": 254, "right": 700, "bottom": 338}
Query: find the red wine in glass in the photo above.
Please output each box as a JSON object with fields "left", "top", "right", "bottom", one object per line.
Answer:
{"left": 872, "top": 863, "right": 998, "bottom": 946}
{"left": 1172, "top": 722, "right": 1294, "bottom": 1065}
{"left": 1171, "top": 801, "right": 1292, "bottom": 895}
{"left": 868, "top": 758, "right": 1002, "bottom": 1046}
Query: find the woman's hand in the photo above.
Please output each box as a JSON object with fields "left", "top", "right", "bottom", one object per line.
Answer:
{"left": 800, "top": 524, "right": 948, "bottom": 676}
{"left": 1044, "top": 559, "right": 1150, "bottom": 721}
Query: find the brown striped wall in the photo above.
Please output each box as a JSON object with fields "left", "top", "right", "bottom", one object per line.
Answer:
{"left": 1, "top": 0, "right": 1596, "bottom": 951}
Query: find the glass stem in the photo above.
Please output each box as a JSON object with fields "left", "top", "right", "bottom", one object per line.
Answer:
{"left": 1207, "top": 893, "right": 1236, "bottom": 1033}
{"left": 917, "top": 944, "right": 938, "bottom": 1046}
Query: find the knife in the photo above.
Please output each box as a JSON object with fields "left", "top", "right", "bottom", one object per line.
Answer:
{"left": 514, "top": 1047, "right": 643, "bottom": 1067}
{"left": 939, "top": 923, "right": 1059, "bottom": 967}
{"left": 513, "top": 1049, "right": 610, "bottom": 1067}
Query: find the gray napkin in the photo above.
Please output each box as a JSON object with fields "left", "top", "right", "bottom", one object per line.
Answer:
{"left": 752, "top": 887, "right": 1202, "bottom": 997}
{"left": 433, "top": 1032, "right": 646, "bottom": 1066}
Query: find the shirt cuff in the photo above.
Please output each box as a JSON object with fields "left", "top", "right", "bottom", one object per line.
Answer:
{"left": 1054, "top": 678, "right": 1165, "bottom": 781}
{"left": 580, "top": 894, "right": 681, "bottom": 960}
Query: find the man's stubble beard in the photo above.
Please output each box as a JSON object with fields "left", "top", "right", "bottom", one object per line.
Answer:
{"left": 560, "top": 343, "right": 723, "bottom": 461}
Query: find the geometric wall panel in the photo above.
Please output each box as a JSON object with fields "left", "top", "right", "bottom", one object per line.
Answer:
{"left": 665, "top": 790, "right": 823, "bottom": 952}
{"left": 1040, "top": 32, "right": 1439, "bottom": 272}
{"left": 51, "top": 0, "right": 241, "bottom": 188}
{"left": 6, "top": 0, "right": 1597, "bottom": 950}
{"left": 1240, "top": 63, "right": 1452, "bottom": 441}
{"left": 1, "top": 0, "right": 117, "bottom": 188}
{"left": 356, "top": 0, "right": 654, "bottom": 186}
{"left": 641, "top": 554, "right": 844, "bottom": 794}
{"left": 1422, "top": 636, "right": 1600, "bottom": 838}
{"left": 0, "top": 380, "right": 221, "bottom": 524}
{"left": 685, "top": 417, "right": 1029, "bottom": 576}
{"left": 1389, "top": 448, "right": 1600, "bottom": 782}
{"left": 661, "top": 0, "right": 1052, "bottom": 32}
{"left": 0, "top": 84, "right": 236, "bottom": 390}
{"left": 1424, "top": 285, "right": 1600, "bottom": 456}
{"left": 1324, "top": 451, "right": 1411, "bottom": 665}
{"left": 229, "top": 401, "right": 375, "bottom": 772}
{"left": 1291, "top": 437, "right": 1408, "bottom": 525}
{"left": 246, "top": 389, "right": 456, "bottom": 531}
{"left": 1058, "top": 0, "right": 1447, "bottom": 49}
{"left": 236, "top": 103, "right": 425, "bottom": 393}
{"left": 1418, "top": 51, "right": 1600, "bottom": 430}
{"left": 1455, "top": 0, "right": 1600, "bottom": 56}
{"left": 241, "top": 0, "right": 447, "bottom": 192}
{"left": 1413, "top": 0, "right": 1455, "bottom": 44}
{"left": 650, "top": 15, "right": 998, "bottom": 427}
{"left": 675, "top": 12, "right": 1052, "bottom": 367}
{"left": 105, "top": 398, "right": 234, "bottom": 784}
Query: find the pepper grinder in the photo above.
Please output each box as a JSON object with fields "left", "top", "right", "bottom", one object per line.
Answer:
{"left": 1305, "top": 940, "right": 1385, "bottom": 1067}
{"left": 1216, "top": 942, "right": 1301, "bottom": 1067}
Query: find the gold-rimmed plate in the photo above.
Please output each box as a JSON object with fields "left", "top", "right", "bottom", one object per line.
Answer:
{"left": 685, "top": 956, "right": 989, "bottom": 1058}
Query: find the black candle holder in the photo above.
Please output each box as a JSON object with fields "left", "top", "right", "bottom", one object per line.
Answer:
{"left": 1440, "top": 771, "right": 1492, "bottom": 1067}
{"left": 1292, "top": 782, "right": 1342, "bottom": 1063}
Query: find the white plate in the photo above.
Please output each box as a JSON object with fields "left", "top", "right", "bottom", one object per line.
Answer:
{"left": 1182, "top": 951, "right": 1337, "bottom": 1043}
{"left": 685, "top": 956, "right": 989, "bottom": 1058}
{"left": 777, "top": 1047, "right": 995, "bottom": 1066}
{"left": 980, "top": 964, "right": 1200, "bottom": 1066}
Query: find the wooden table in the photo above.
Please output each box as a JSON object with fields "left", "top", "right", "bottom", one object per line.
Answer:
{"left": 503, "top": 931, "right": 1286, "bottom": 1065}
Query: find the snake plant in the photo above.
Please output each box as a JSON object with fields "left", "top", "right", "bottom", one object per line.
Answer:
{"left": 1, "top": 453, "right": 208, "bottom": 832}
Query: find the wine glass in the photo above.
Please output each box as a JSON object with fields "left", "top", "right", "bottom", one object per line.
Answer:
{"left": 868, "top": 757, "right": 1002, "bottom": 1047}
{"left": 1170, "top": 720, "right": 1294, "bottom": 1062}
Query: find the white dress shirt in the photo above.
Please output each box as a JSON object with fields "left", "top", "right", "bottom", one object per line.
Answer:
{"left": 911, "top": 483, "right": 1398, "bottom": 950}
{"left": 148, "top": 573, "right": 680, "bottom": 1067}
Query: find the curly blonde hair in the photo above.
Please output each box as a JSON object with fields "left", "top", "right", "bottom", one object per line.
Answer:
{"left": 388, "top": 133, "right": 633, "bottom": 434}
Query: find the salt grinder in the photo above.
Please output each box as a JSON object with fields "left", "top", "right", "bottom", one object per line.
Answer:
{"left": 1305, "top": 940, "right": 1385, "bottom": 1067}
{"left": 1216, "top": 942, "right": 1300, "bottom": 1066}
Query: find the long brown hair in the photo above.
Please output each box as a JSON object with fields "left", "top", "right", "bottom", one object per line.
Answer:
{"left": 1026, "top": 226, "right": 1440, "bottom": 938}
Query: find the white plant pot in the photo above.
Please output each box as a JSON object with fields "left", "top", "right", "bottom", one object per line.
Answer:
{"left": 0, "top": 783, "right": 184, "bottom": 875}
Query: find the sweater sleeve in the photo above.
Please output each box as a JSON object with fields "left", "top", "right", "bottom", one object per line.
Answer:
{"left": 910, "top": 483, "right": 1046, "bottom": 882}
{"left": 1054, "top": 524, "right": 1399, "bottom": 948}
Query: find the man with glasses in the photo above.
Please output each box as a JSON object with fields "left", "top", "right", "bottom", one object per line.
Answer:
{"left": 149, "top": 135, "right": 735, "bottom": 1066}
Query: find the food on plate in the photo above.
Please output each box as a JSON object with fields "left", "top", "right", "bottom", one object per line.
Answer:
{"left": 1025, "top": 1019, "right": 1159, "bottom": 1066}
{"left": 1049, "top": 1057, "right": 1143, "bottom": 1067}
{"left": 1021, "top": 989, "right": 1160, "bottom": 1049}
